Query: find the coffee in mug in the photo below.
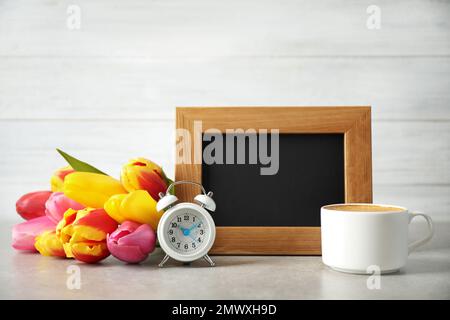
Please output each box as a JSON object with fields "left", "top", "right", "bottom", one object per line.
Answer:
{"left": 321, "top": 203, "right": 433, "bottom": 274}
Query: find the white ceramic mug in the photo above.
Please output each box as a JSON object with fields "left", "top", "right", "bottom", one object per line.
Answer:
{"left": 321, "top": 203, "right": 434, "bottom": 274}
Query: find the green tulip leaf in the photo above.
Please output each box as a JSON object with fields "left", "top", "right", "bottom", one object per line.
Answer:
{"left": 56, "top": 148, "right": 108, "bottom": 176}
{"left": 161, "top": 168, "right": 175, "bottom": 195}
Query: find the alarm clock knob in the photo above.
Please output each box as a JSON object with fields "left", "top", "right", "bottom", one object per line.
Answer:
{"left": 194, "top": 193, "right": 216, "bottom": 212}
{"left": 156, "top": 194, "right": 178, "bottom": 212}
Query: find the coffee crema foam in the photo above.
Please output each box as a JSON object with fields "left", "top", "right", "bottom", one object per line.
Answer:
{"left": 324, "top": 204, "right": 405, "bottom": 212}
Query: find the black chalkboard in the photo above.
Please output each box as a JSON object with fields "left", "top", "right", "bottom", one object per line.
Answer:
{"left": 202, "top": 134, "right": 345, "bottom": 227}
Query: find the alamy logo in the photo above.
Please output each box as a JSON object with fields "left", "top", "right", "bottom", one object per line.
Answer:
{"left": 176, "top": 121, "right": 279, "bottom": 175}
{"left": 66, "top": 5, "right": 81, "bottom": 30}
{"left": 366, "top": 265, "right": 381, "bottom": 290}
{"left": 366, "top": 5, "right": 381, "bottom": 30}
{"left": 66, "top": 265, "right": 81, "bottom": 290}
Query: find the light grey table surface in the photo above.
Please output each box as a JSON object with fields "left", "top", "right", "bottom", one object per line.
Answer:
{"left": 1, "top": 219, "right": 449, "bottom": 300}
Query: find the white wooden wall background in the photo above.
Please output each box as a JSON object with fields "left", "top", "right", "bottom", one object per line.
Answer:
{"left": 0, "top": 0, "right": 449, "bottom": 221}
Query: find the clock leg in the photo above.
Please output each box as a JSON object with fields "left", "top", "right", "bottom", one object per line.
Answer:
{"left": 203, "top": 254, "right": 215, "bottom": 267}
{"left": 158, "top": 254, "right": 170, "bottom": 268}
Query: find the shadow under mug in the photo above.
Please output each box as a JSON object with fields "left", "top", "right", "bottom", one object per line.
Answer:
{"left": 320, "top": 203, "right": 434, "bottom": 274}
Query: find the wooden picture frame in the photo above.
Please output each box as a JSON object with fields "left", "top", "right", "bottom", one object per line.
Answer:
{"left": 176, "top": 107, "right": 372, "bottom": 255}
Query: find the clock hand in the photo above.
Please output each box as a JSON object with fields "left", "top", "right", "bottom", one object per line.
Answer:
{"left": 188, "top": 233, "right": 197, "bottom": 241}
{"left": 179, "top": 225, "right": 193, "bottom": 238}
{"left": 179, "top": 222, "right": 201, "bottom": 239}
{"left": 188, "top": 222, "right": 201, "bottom": 231}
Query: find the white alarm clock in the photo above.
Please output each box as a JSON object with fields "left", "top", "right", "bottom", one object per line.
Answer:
{"left": 156, "top": 180, "right": 216, "bottom": 267}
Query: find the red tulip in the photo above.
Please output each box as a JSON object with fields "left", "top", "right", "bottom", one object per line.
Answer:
{"left": 121, "top": 158, "right": 168, "bottom": 201}
{"left": 57, "top": 208, "right": 118, "bottom": 263}
{"left": 16, "top": 191, "right": 52, "bottom": 220}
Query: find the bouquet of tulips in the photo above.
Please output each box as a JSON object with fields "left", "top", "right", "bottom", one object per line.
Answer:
{"left": 12, "top": 149, "right": 173, "bottom": 264}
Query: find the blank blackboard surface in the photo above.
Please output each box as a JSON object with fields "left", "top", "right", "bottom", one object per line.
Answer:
{"left": 202, "top": 134, "right": 345, "bottom": 227}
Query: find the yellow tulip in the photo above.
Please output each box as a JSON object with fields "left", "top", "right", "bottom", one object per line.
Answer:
{"left": 63, "top": 172, "right": 127, "bottom": 208}
{"left": 50, "top": 166, "right": 75, "bottom": 192}
{"left": 56, "top": 208, "right": 118, "bottom": 263}
{"left": 104, "top": 190, "right": 162, "bottom": 231}
{"left": 35, "top": 231, "right": 66, "bottom": 258}
{"left": 121, "top": 158, "right": 168, "bottom": 201}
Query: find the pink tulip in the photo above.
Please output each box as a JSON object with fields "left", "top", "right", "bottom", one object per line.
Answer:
{"left": 12, "top": 216, "right": 56, "bottom": 251}
{"left": 45, "top": 192, "right": 84, "bottom": 224}
{"left": 16, "top": 191, "right": 52, "bottom": 220}
{"left": 107, "top": 221, "right": 156, "bottom": 263}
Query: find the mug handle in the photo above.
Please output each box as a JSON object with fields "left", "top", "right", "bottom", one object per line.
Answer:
{"left": 408, "top": 211, "right": 434, "bottom": 254}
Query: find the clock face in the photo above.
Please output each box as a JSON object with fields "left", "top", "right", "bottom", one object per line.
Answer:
{"left": 158, "top": 203, "right": 216, "bottom": 262}
{"left": 166, "top": 211, "right": 208, "bottom": 253}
